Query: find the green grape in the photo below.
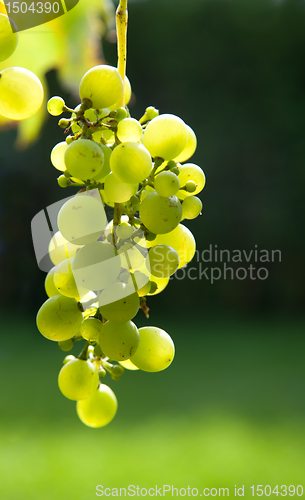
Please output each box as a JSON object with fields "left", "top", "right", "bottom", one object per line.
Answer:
{"left": 48, "top": 231, "right": 82, "bottom": 266}
{"left": 47, "top": 96, "right": 65, "bottom": 116}
{"left": 99, "top": 283, "right": 139, "bottom": 322}
{"left": 119, "top": 359, "right": 139, "bottom": 371}
{"left": 44, "top": 266, "right": 58, "bottom": 298}
{"left": 104, "top": 173, "right": 137, "bottom": 204}
{"left": 73, "top": 241, "right": 121, "bottom": 291}
{"left": 53, "top": 257, "right": 84, "bottom": 299}
{"left": 92, "top": 144, "right": 112, "bottom": 181}
{"left": 80, "top": 317, "right": 103, "bottom": 342}
{"left": 51, "top": 142, "right": 67, "bottom": 172}
{"left": 0, "top": 14, "right": 18, "bottom": 62}
{"left": 147, "top": 223, "right": 196, "bottom": 269}
{"left": 185, "top": 180, "right": 197, "bottom": 193}
{"left": 58, "top": 339, "right": 73, "bottom": 352}
{"left": 140, "top": 191, "right": 182, "bottom": 234}
{"left": 174, "top": 124, "right": 197, "bottom": 162}
{"left": 58, "top": 358, "right": 99, "bottom": 401}
{"left": 147, "top": 244, "right": 179, "bottom": 278}
{"left": 177, "top": 163, "right": 206, "bottom": 200}
{"left": 182, "top": 196, "right": 202, "bottom": 220}
{"left": 143, "top": 114, "right": 188, "bottom": 160}
{"left": 119, "top": 242, "right": 146, "bottom": 271}
{"left": 117, "top": 118, "right": 142, "bottom": 143}
{"left": 79, "top": 65, "right": 124, "bottom": 109}
{"left": 36, "top": 295, "right": 83, "bottom": 342}
{"left": 115, "top": 107, "right": 128, "bottom": 121}
{"left": 66, "top": 135, "right": 74, "bottom": 145}
{"left": 64, "top": 139, "right": 104, "bottom": 180}
{"left": 76, "top": 384, "right": 117, "bottom": 428}
{"left": 0, "top": 67, "right": 44, "bottom": 120}
{"left": 130, "top": 326, "right": 175, "bottom": 372}
{"left": 99, "top": 320, "right": 139, "bottom": 361}
{"left": 110, "top": 142, "right": 152, "bottom": 184}
{"left": 57, "top": 194, "right": 106, "bottom": 246}
{"left": 108, "top": 75, "right": 132, "bottom": 110}
{"left": 57, "top": 175, "right": 70, "bottom": 188}
{"left": 58, "top": 118, "right": 70, "bottom": 129}
{"left": 154, "top": 171, "right": 180, "bottom": 197}
{"left": 116, "top": 223, "right": 133, "bottom": 240}
{"left": 147, "top": 275, "right": 169, "bottom": 296}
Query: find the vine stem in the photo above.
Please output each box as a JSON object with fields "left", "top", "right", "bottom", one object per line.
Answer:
{"left": 116, "top": 0, "right": 128, "bottom": 107}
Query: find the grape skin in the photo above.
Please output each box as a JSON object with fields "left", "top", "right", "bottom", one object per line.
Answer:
{"left": 110, "top": 142, "right": 152, "bottom": 184}
{"left": 104, "top": 172, "right": 137, "bottom": 203}
{"left": 58, "top": 359, "right": 99, "bottom": 401}
{"left": 130, "top": 326, "right": 175, "bottom": 372}
{"left": 154, "top": 171, "right": 180, "bottom": 197}
{"left": 79, "top": 65, "right": 124, "bottom": 109}
{"left": 174, "top": 125, "right": 197, "bottom": 163}
{"left": 76, "top": 384, "right": 117, "bottom": 428}
{"left": 36, "top": 295, "right": 83, "bottom": 342}
{"left": 44, "top": 266, "right": 59, "bottom": 298}
{"left": 143, "top": 114, "right": 188, "bottom": 160}
{"left": 182, "top": 196, "right": 202, "bottom": 220}
{"left": 99, "top": 320, "right": 139, "bottom": 361}
{"left": 64, "top": 139, "right": 104, "bottom": 180}
{"left": 51, "top": 142, "right": 67, "bottom": 172}
{"left": 0, "top": 67, "right": 43, "bottom": 120}
{"left": 57, "top": 194, "right": 107, "bottom": 246}
{"left": 80, "top": 317, "right": 103, "bottom": 342}
{"left": 140, "top": 191, "right": 182, "bottom": 234}
{"left": 99, "top": 284, "right": 140, "bottom": 322}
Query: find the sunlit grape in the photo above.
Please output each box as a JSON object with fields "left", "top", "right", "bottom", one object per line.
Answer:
{"left": 36, "top": 295, "right": 83, "bottom": 342}
{"left": 76, "top": 384, "right": 117, "bottom": 428}
{"left": 0, "top": 67, "right": 43, "bottom": 120}
{"left": 99, "top": 320, "right": 139, "bottom": 361}
{"left": 130, "top": 326, "right": 175, "bottom": 372}
{"left": 174, "top": 125, "right": 197, "bottom": 162}
{"left": 140, "top": 191, "right": 182, "bottom": 234}
{"left": 57, "top": 194, "right": 106, "bottom": 246}
{"left": 110, "top": 142, "right": 152, "bottom": 184}
{"left": 79, "top": 65, "right": 124, "bottom": 109}
{"left": 58, "top": 359, "right": 99, "bottom": 401}
{"left": 64, "top": 139, "right": 104, "bottom": 180}
{"left": 143, "top": 114, "right": 188, "bottom": 160}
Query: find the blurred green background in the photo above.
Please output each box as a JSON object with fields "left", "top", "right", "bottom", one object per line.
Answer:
{"left": 1, "top": 0, "right": 305, "bottom": 498}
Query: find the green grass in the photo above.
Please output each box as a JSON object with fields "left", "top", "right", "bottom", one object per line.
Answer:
{"left": 1, "top": 313, "right": 305, "bottom": 499}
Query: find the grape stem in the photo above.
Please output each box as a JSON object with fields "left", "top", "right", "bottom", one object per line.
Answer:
{"left": 116, "top": 0, "right": 128, "bottom": 107}
{"left": 78, "top": 341, "right": 90, "bottom": 360}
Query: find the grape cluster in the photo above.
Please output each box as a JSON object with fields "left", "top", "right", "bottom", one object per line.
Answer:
{"left": 36, "top": 64, "right": 205, "bottom": 428}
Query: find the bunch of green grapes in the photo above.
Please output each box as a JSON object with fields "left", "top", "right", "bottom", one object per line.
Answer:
{"left": 36, "top": 63, "right": 205, "bottom": 428}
